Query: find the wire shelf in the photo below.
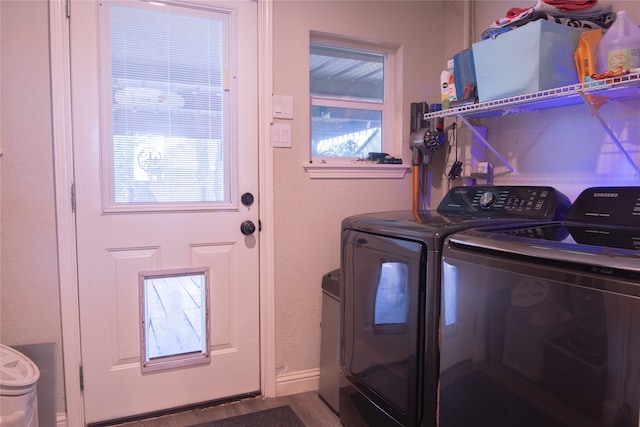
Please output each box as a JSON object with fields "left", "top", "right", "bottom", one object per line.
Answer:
{"left": 424, "top": 71, "right": 640, "bottom": 120}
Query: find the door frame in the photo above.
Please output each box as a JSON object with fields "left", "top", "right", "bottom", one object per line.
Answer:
{"left": 49, "top": 0, "right": 276, "bottom": 425}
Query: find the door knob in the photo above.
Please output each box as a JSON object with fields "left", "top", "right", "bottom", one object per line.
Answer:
{"left": 240, "top": 220, "right": 256, "bottom": 236}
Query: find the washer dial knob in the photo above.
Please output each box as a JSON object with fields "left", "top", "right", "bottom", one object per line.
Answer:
{"left": 480, "top": 191, "right": 496, "bottom": 208}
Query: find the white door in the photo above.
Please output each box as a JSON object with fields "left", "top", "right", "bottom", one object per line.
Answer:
{"left": 69, "top": 0, "right": 260, "bottom": 423}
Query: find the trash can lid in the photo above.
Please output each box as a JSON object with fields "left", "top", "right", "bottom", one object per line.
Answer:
{"left": 1, "top": 344, "right": 40, "bottom": 392}
{"left": 322, "top": 269, "right": 340, "bottom": 298}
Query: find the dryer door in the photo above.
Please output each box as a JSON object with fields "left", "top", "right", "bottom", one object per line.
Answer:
{"left": 341, "top": 230, "right": 426, "bottom": 426}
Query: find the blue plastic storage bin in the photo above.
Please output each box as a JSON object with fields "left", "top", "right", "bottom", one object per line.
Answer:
{"left": 472, "top": 20, "right": 583, "bottom": 102}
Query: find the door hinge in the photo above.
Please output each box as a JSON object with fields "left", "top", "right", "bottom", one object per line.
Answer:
{"left": 79, "top": 365, "right": 84, "bottom": 392}
{"left": 66, "top": 0, "right": 71, "bottom": 18}
{"left": 71, "top": 183, "right": 76, "bottom": 213}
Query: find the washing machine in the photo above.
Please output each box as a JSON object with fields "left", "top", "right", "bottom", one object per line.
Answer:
{"left": 439, "top": 186, "right": 640, "bottom": 427}
{"left": 501, "top": 277, "right": 574, "bottom": 382}
{"left": 339, "top": 185, "right": 571, "bottom": 427}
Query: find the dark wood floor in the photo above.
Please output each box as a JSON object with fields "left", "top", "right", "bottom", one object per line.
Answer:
{"left": 104, "top": 391, "right": 341, "bottom": 427}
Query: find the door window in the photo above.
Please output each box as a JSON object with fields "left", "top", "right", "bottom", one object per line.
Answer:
{"left": 100, "top": 2, "right": 232, "bottom": 211}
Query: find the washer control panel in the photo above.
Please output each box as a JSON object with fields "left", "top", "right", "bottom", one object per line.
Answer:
{"left": 438, "top": 186, "right": 571, "bottom": 219}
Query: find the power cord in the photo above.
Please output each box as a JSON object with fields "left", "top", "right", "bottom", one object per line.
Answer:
{"left": 447, "top": 120, "right": 462, "bottom": 180}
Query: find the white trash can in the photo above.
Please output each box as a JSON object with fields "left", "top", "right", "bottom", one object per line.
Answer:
{"left": 0, "top": 345, "right": 40, "bottom": 427}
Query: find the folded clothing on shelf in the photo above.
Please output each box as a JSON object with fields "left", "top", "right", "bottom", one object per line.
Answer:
{"left": 481, "top": 0, "right": 615, "bottom": 40}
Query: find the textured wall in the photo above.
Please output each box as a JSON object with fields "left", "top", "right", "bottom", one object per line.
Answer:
{"left": 486, "top": 100, "right": 640, "bottom": 199}
{"left": 0, "top": 0, "right": 65, "bottom": 414}
{"left": 271, "top": 0, "right": 447, "bottom": 378}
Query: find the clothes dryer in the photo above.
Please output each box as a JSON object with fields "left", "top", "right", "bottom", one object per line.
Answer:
{"left": 340, "top": 185, "right": 571, "bottom": 427}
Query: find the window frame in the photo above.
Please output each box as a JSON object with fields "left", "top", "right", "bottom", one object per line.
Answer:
{"left": 305, "top": 32, "right": 407, "bottom": 179}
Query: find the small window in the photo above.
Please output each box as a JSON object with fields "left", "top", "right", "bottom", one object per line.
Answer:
{"left": 309, "top": 33, "right": 399, "bottom": 164}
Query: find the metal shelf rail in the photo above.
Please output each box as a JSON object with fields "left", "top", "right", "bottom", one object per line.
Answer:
{"left": 424, "top": 72, "right": 640, "bottom": 175}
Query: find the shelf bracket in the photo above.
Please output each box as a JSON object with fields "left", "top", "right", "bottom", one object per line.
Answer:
{"left": 578, "top": 93, "right": 640, "bottom": 175}
{"left": 456, "top": 113, "right": 515, "bottom": 174}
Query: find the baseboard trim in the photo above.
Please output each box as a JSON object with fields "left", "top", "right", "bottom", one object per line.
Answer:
{"left": 276, "top": 368, "right": 320, "bottom": 397}
{"left": 57, "top": 412, "right": 67, "bottom": 427}
{"left": 55, "top": 368, "right": 320, "bottom": 425}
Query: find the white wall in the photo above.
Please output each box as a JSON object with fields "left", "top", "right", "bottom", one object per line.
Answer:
{"left": 0, "top": 0, "right": 65, "bottom": 414}
{"left": 484, "top": 100, "right": 640, "bottom": 200}
{"left": 271, "top": 0, "right": 447, "bottom": 383}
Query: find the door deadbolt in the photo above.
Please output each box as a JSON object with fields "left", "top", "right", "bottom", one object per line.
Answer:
{"left": 241, "top": 192, "right": 254, "bottom": 206}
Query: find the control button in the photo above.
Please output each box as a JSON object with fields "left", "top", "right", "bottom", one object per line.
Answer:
{"left": 479, "top": 191, "right": 496, "bottom": 208}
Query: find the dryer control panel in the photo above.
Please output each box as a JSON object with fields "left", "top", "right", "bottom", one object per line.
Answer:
{"left": 437, "top": 186, "right": 571, "bottom": 219}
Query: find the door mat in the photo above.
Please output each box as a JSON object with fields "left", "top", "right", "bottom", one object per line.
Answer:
{"left": 189, "top": 405, "right": 305, "bottom": 427}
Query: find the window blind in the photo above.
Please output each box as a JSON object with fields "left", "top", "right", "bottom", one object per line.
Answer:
{"left": 108, "top": 4, "right": 227, "bottom": 205}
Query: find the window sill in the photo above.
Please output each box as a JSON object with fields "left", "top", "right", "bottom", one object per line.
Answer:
{"left": 303, "top": 162, "right": 409, "bottom": 179}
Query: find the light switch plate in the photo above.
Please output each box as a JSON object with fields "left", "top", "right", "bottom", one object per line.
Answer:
{"left": 272, "top": 95, "right": 293, "bottom": 119}
{"left": 271, "top": 123, "right": 292, "bottom": 148}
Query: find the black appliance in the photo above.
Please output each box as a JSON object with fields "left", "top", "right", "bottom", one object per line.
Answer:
{"left": 340, "top": 186, "right": 571, "bottom": 427}
{"left": 439, "top": 186, "right": 640, "bottom": 427}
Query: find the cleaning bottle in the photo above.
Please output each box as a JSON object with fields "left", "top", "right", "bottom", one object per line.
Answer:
{"left": 575, "top": 30, "right": 602, "bottom": 82}
{"left": 599, "top": 10, "right": 640, "bottom": 73}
